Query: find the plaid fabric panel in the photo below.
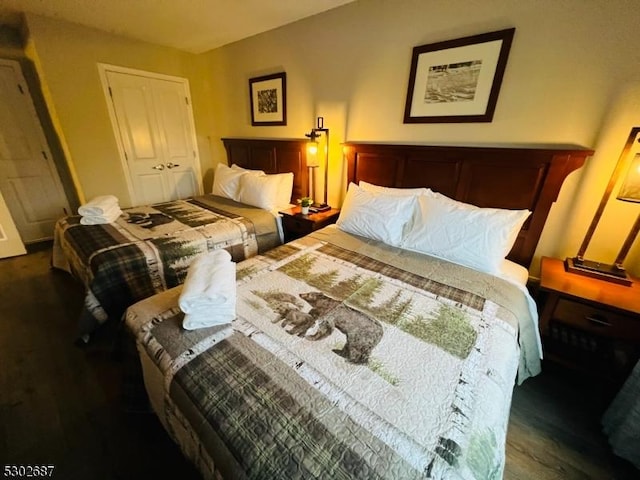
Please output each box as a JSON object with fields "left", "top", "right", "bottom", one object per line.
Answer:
{"left": 262, "top": 243, "right": 300, "bottom": 261}
{"left": 63, "top": 222, "right": 131, "bottom": 265}
{"left": 318, "top": 243, "right": 485, "bottom": 311}
{"left": 88, "top": 243, "right": 158, "bottom": 319}
{"left": 173, "top": 335, "right": 420, "bottom": 480}
{"left": 188, "top": 198, "right": 242, "bottom": 219}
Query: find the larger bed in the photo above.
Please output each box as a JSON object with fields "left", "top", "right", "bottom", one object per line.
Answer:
{"left": 123, "top": 142, "right": 592, "bottom": 479}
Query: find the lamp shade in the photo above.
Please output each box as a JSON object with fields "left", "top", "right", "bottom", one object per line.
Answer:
{"left": 617, "top": 153, "right": 640, "bottom": 203}
{"left": 306, "top": 141, "right": 320, "bottom": 167}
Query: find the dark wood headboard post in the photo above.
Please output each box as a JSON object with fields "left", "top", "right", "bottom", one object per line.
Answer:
{"left": 343, "top": 143, "right": 593, "bottom": 268}
{"left": 221, "top": 138, "right": 309, "bottom": 202}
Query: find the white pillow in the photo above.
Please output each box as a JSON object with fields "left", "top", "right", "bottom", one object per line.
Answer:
{"left": 359, "top": 180, "right": 432, "bottom": 197}
{"left": 402, "top": 194, "right": 531, "bottom": 274}
{"left": 230, "top": 164, "right": 265, "bottom": 175}
{"left": 231, "top": 165, "right": 293, "bottom": 206}
{"left": 212, "top": 163, "right": 265, "bottom": 200}
{"left": 237, "top": 173, "right": 286, "bottom": 210}
{"left": 211, "top": 163, "right": 244, "bottom": 199}
{"left": 274, "top": 172, "right": 294, "bottom": 206}
{"left": 336, "top": 183, "right": 417, "bottom": 246}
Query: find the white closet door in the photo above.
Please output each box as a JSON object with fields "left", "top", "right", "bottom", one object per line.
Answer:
{"left": 102, "top": 66, "right": 202, "bottom": 206}
{"left": 0, "top": 59, "right": 70, "bottom": 243}
{"left": 152, "top": 78, "right": 199, "bottom": 200}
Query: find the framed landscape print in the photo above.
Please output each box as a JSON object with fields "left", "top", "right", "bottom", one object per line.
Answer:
{"left": 249, "top": 72, "right": 287, "bottom": 126}
{"left": 403, "top": 28, "right": 515, "bottom": 123}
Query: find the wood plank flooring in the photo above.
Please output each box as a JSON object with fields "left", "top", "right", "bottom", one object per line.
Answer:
{"left": 0, "top": 245, "right": 638, "bottom": 479}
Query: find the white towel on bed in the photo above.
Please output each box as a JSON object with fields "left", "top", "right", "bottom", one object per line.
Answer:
{"left": 179, "top": 249, "right": 236, "bottom": 330}
{"left": 78, "top": 195, "right": 119, "bottom": 216}
{"left": 79, "top": 204, "right": 123, "bottom": 225}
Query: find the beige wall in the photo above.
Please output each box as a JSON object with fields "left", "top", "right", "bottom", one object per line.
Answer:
{"left": 22, "top": 13, "right": 216, "bottom": 207}
{"left": 204, "top": 0, "right": 640, "bottom": 277}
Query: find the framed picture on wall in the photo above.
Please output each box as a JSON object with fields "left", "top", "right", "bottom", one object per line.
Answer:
{"left": 403, "top": 28, "right": 515, "bottom": 123}
{"left": 249, "top": 72, "right": 287, "bottom": 126}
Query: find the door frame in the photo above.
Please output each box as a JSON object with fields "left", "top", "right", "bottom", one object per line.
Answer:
{"left": 97, "top": 63, "right": 203, "bottom": 206}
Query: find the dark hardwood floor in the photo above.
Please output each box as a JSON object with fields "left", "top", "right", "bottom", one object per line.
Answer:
{"left": 0, "top": 245, "right": 637, "bottom": 479}
{"left": 0, "top": 245, "right": 199, "bottom": 480}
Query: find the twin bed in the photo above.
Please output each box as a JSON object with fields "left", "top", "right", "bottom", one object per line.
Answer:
{"left": 54, "top": 139, "right": 592, "bottom": 478}
{"left": 52, "top": 138, "right": 308, "bottom": 340}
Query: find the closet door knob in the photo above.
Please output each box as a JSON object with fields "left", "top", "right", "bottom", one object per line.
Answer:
{"left": 166, "top": 162, "right": 180, "bottom": 169}
{"left": 152, "top": 164, "right": 165, "bottom": 170}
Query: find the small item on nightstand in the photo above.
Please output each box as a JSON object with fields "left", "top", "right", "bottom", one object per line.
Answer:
{"left": 298, "top": 197, "right": 313, "bottom": 215}
{"left": 564, "top": 127, "right": 640, "bottom": 287}
{"left": 309, "top": 204, "right": 331, "bottom": 213}
{"left": 565, "top": 256, "right": 632, "bottom": 286}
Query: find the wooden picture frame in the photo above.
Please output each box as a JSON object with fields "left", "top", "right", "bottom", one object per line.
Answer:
{"left": 403, "top": 28, "right": 515, "bottom": 123}
{"left": 249, "top": 72, "right": 287, "bottom": 126}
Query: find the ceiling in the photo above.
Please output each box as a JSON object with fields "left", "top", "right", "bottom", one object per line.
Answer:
{"left": 0, "top": 0, "right": 355, "bottom": 54}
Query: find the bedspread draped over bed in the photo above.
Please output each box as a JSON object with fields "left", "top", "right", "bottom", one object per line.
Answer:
{"left": 53, "top": 195, "right": 280, "bottom": 338}
{"left": 125, "top": 227, "right": 540, "bottom": 479}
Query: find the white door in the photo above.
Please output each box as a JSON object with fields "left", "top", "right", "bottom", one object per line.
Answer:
{"left": 100, "top": 65, "right": 202, "bottom": 206}
{"left": 0, "top": 59, "right": 70, "bottom": 243}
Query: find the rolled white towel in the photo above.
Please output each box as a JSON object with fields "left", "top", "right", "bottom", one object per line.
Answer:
{"left": 182, "top": 310, "right": 235, "bottom": 330}
{"left": 80, "top": 205, "right": 123, "bottom": 225}
{"left": 78, "top": 195, "right": 119, "bottom": 216}
{"left": 180, "top": 249, "right": 236, "bottom": 330}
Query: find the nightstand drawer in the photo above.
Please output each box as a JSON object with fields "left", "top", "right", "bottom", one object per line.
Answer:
{"left": 554, "top": 298, "right": 640, "bottom": 341}
{"left": 282, "top": 215, "right": 312, "bottom": 236}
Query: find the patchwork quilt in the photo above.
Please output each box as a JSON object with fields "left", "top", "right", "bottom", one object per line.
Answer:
{"left": 53, "top": 195, "right": 279, "bottom": 339}
{"left": 125, "top": 227, "right": 541, "bottom": 479}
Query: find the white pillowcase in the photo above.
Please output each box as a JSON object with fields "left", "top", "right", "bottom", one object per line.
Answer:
{"left": 231, "top": 164, "right": 264, "bottom": 175}
{"left": 211, "top": 163, "right": 243, "bottom": 199}
{"left": 237, "top": 172, "right": 293, "bottom": 210}
{"left": 402, "top": 193, "right": 531, "bottom": 274}
{"left": 274, "top": 172, "right": 294, "bottom": 206}
{"left": 233, "top": 165, "right": 293, "bottom": 205}
{"left": 212, "top": 163, "right": 264, "bottom": 200}
{"left": 359, "top": 180, "right": 432, "bottom": 197}
{"left": 359, "top": 180, "right": 436, "bottom": 233}
{"left": 336, "top": 183, "right": 417, "bottom": 246}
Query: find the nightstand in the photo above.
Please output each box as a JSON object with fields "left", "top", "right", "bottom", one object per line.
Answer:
{"left": 279, "top": 206, "right": 341, "bottom": 242}
{"left": 538, "top": 256, "right": 640, "bottom": 386}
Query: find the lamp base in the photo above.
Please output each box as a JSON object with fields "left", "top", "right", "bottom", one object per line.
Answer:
{"left": 565, "top": 257, "right": 632, "bottom": 286}
{"left": 309, "top": 203, "right": 331, "bottom": 213}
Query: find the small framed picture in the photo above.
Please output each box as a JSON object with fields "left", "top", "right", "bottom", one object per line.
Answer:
{"left": 249, "top": 72, "right": 287, "bottom": 126}
{"left": 403, "top": 28, "right": 515, "bottom": 123}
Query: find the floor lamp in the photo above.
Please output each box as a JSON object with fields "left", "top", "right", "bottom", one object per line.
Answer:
{"left": 566, "top": 127, "right": 640, "bottom": 286}
{"left": 304, "top": 117, "right": 331, "bottom": 212}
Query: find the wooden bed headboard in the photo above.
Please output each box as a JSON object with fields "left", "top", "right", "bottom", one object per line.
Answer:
{"left": 222, "top": 138, "right": 309, "bottom": 203}
{"left": 343, "top": 142, "right": 594, "bottom": 268}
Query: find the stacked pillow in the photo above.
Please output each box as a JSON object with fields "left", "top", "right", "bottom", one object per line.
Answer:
{"left": 211, "top": 163, "right": 263, "bottom": 199}
{"left": 336, "top": 183, "right": 417, "bottom": 246}
{"left": 211, "top": 163, "right": 293, "bottom": 210}
{"left": 336, "top": 181, "right": 530, "bottom": 276}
